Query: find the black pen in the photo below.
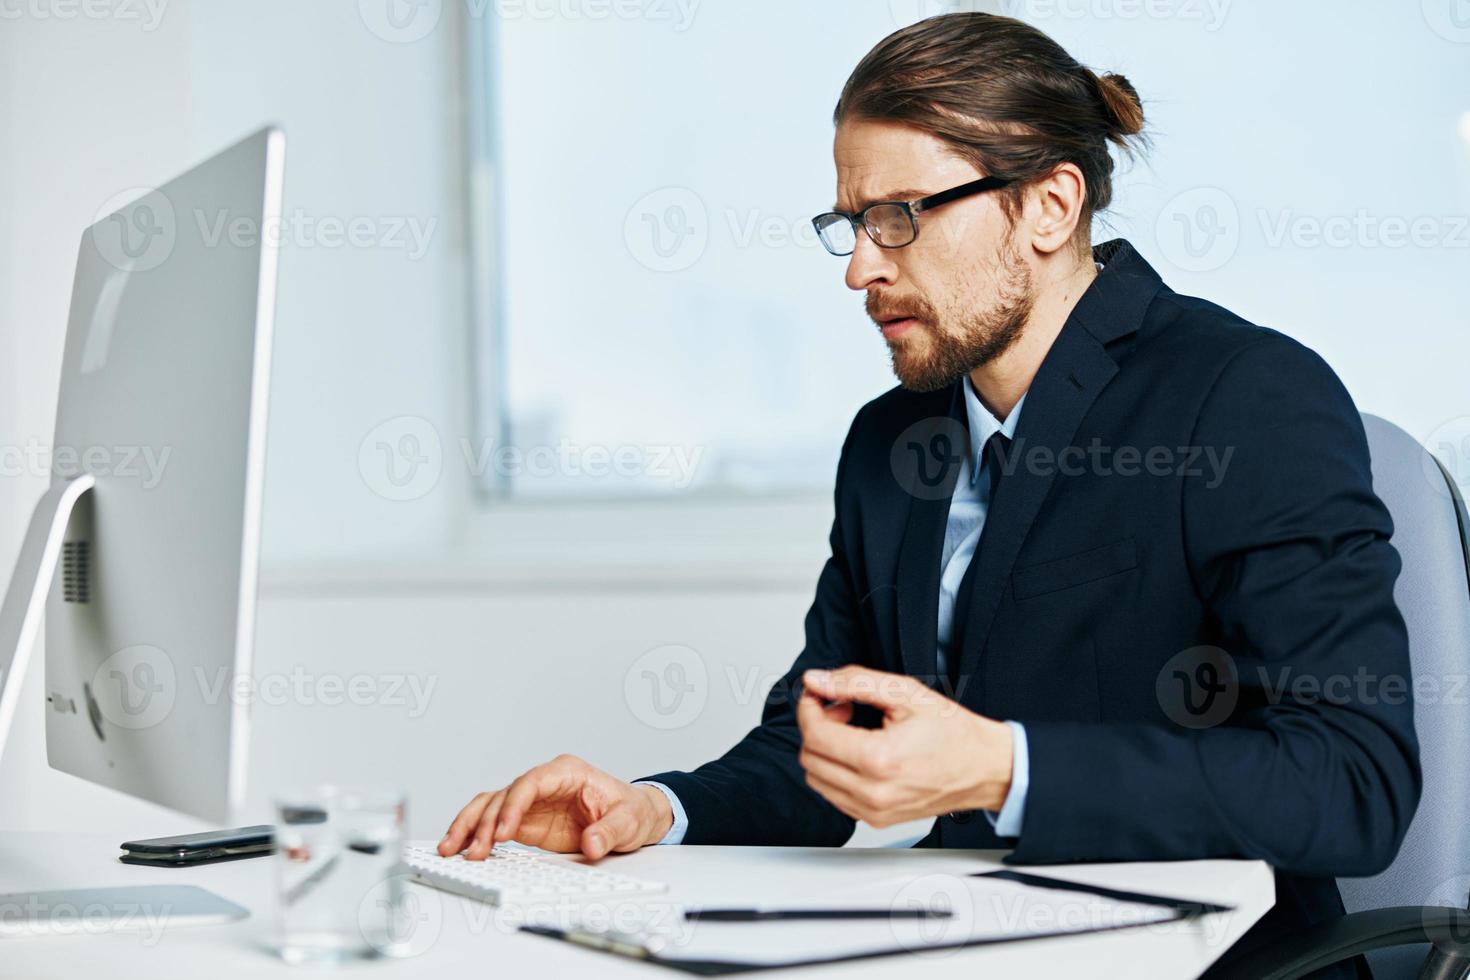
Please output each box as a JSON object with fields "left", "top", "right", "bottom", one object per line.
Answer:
{"left": 684, "top": 907, "right": 952, "bottom": 922}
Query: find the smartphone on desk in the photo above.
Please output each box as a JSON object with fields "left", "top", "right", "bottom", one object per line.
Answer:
{"left": 118, "top": 825, "right": 275, "bottom": 867}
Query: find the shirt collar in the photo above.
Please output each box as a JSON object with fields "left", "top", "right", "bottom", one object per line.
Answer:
{"left": 963, "top": 377, "right": 1025, "bottom": 482}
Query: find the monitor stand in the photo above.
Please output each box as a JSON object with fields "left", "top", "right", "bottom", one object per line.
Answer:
{"left": 0, "top": 474, "right": 95, "bottom": 763}
{"left": 0, "top": 476, "right": 249, "bottom": 936}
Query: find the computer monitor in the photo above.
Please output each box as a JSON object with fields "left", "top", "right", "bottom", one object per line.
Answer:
{"left": 0, "top": 126, "right": 284, "bottom": 823}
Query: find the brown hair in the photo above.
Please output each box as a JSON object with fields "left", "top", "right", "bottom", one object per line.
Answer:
{"left": 834, "top": 13, "right": 1146, "bottom": 242}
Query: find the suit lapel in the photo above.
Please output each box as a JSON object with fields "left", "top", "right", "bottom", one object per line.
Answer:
{"left": 950, "top": 322, "right": 1117, "bottom": 704}
{"left": 894, "top": 384, "right": 967, "bottom": 683}
{"left": 951, "top": 240, "right": 1163, "bottom": 705}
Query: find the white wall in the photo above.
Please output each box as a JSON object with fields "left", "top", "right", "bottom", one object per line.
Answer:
{"left": 0, "top": 0, "right": 197, "bottom": 833}
{"left": 186, "top": 0, "right": 471, "bottom": 565}
{"left": 244, "top": 585, "right": 837, "bottom": 842}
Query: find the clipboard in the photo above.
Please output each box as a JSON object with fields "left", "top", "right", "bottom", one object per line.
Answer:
{"left": 520, "top": 868, "right": 1233, "bottom": 974}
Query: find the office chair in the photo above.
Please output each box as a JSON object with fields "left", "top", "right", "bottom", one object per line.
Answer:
{"left": 1212, "top": 414, "right": 1470, "bottom": 979}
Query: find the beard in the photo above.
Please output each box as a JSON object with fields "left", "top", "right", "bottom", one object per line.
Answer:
{"left": 872, "top": 239, "right": 1035, "bottom": 393}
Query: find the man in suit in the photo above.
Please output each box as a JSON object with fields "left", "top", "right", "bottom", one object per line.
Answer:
{"left": 439, "top": 13, "right": 1419, "bottom": 977}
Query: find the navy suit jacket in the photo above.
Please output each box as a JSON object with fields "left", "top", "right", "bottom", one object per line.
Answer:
{"left": 643, "top": 239, "right": 1421, "bottom": 974}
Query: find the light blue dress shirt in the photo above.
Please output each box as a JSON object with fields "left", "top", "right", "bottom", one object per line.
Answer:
{"left": 640, "top": 378, "right": 1032, "bottom": 844}
{"left": 938, "top": 381, "right": 1029, "bottom": 838}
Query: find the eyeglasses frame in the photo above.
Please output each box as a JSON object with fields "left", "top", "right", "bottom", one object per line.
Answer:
{"left": 811, "top": 175, "right": 1014, "bottom": 256}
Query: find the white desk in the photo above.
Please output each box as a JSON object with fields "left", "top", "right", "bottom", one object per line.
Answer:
{"left": 0, "top": 833, "right": 1272, "bottom": 978}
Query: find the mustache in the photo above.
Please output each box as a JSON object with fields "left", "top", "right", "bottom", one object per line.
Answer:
{"left": 866, "top": 293, "right": 936, "bottom": 325}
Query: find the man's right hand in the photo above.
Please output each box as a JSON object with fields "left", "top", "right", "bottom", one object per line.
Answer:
{"left": 437, "top": 754, "right": 674, "bottom": 862}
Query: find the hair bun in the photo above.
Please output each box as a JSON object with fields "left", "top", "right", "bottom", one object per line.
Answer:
{"left": 1096, "top": 71, "right": 1144, "bottom": 143}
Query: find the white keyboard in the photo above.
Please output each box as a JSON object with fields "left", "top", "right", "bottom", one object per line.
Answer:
{"left": 401, "top": 841, "right": 668, "bottom": 905}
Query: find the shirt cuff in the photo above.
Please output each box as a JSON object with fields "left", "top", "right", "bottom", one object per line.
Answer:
{"left": 634, "top": 781, "right": 688, "bottom": 845}
{"left": 983, "top": 721, "right": 1030, "bottom": 839}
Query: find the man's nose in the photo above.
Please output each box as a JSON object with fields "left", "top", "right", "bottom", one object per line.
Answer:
{"left": 844, "top": 232, "right": 897, "bottom": 292}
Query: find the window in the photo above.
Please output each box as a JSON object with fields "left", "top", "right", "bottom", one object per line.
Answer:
{"left": 470, "top": 0, "right": 1470, "bottom": 510}
{"left": 471, "top": 2, "right": 905, "bottom": 499}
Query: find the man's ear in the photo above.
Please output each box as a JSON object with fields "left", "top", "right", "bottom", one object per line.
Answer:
{"left": 1028, "top": 162, "right": 1087, "bottom": 255}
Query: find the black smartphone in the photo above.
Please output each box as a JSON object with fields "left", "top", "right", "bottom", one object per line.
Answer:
{"left": 118, "top": 825, "right": 276, "bottom": 867}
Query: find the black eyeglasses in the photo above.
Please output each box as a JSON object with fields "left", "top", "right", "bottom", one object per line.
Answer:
{"left": 811, "top": 176, "right": 1012, "bottom": 256}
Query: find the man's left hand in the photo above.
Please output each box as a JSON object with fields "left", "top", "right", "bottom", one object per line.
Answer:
{"left": 796, "top": 665, "right": 1013, "bottom": 828}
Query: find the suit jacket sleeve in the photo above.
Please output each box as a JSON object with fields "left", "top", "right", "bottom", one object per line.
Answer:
{"left": 1010, "top": 335, "right": 1422, "bottom": 877}
{"left": 636, "top": 408, "right": 874, "bottom": 845}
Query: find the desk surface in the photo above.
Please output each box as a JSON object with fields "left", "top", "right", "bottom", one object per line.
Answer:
{"left": 0, "top": 833, "right": 1272, "bottom": 979}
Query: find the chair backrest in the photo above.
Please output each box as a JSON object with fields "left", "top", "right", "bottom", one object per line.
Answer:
{"left": 1337, "top": 414, "right": 1470, "bottom": 979}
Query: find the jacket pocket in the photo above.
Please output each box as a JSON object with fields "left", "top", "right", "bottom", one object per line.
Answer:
{"left": 1011, "top": 538, "right": 1138, "bottom": 600}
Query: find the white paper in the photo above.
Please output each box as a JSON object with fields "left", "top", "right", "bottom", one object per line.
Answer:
{"left": 555, "top": 871, "right": 1186, "bottom": 967}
